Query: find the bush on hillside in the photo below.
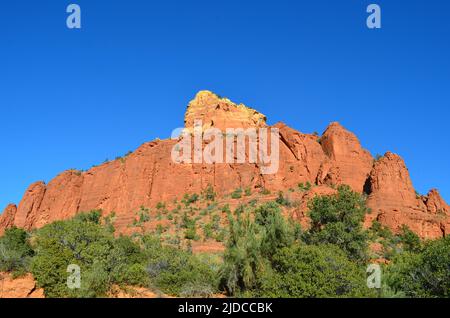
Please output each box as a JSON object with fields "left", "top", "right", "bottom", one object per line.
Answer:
{"left": 305, "top": 185, "right": 370, "bottom": 262}
{"left": 257, "top": 244, "right": 376, "bottom": 298}
{"left": 219, "top": 210, "right": 267, "bottom": 295}
{"left": 142, "top": 235, "right": 218, "bottom": 296}
{"left": 0, "top": 227, "right": 34, "bottom": 277}
{"left": 384, "top": 236, "right": 450, "bottom": 298}
{"left": 31, "top": 211, "right": 147, "bottom": 298}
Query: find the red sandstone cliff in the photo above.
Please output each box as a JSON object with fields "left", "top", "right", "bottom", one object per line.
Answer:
{"left": 364, "top": 152, "right": 449, "bottom": 238}
{"left": 0, "top": 91, "right": 448, "bottom": 238}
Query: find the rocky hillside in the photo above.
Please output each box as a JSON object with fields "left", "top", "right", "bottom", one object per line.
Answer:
{"left": 0, "top": 91, "right": 448, "bottom": 238}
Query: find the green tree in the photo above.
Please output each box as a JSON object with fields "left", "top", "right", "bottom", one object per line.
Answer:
{"left": 31, "top": 212, "right": 115, "bottom": 297}
{"left": 254, "top": 202, "right": 295, "bottom": 259}
{"left": 398, "top": 225, "right": 422, "bottom": 253}
{"left": 0, "top": 227, "right": 34, "bottom": 276}
{"left": 107, "top": 236, "right": 148, "bottom": 286}
{"left": 258, "top": 244, "right": 375, "bottom": 298}
{"left": 306, "top": 185, "right": 370, "bottom": 262}
{"left": 220, "top": 202, "right": 298, "bottom": 295}
{"left": 31, "top": 211, "right": 147, "bottom": 298}
{"left": 143, "top": 235, "right": 218, "bottom": 296}
{"left": 385, "top": 236, "right": 450, "bottom": 297}
{"left": 219, "top": 211, "right": 267, "bottom": 295}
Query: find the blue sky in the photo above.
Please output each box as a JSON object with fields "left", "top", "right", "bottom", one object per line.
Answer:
{"left": 0, "top": 0, "right": 449, "bottom": 211}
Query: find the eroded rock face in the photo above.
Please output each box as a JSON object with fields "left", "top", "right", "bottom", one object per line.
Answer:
{"left": 424, "top": 189, "right": 449, "bottom": 214}
{"left": 0, "top": 205, "right": 17, "bottom": 236}
{"left": 0, "top": 273, "right": 44, "bottom": 298}
{"left": 366, "top": 152, "right": 417, "bottom": 205}
{"left": 264, "top": 122, "right": 328, "bottom": 191}
{"left": 0, "top": 91, "right": 448, "bottom": 239}
{"left": 14, "top": 182, "right": 46, "bottom": 229}
{"left": 319, "top": 122, "right": 374, "bottom": 193}
{"left": 365, "top": 152, "right": 448, "bottom": 239}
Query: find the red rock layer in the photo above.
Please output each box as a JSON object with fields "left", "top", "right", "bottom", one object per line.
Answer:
{"left": 318, "top": 122, "right": 374, "bottom": 193}
{"left": 0, "top": 273, "right": 44, "bottom": 298}
{"left": 365, "top": 152, "right": 449, "bottom": 238}
{"left": 0, "top": 91, "right": 448, "bottom": 239}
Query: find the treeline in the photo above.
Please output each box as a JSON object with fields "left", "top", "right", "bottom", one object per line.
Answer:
{"left": 0, "top": 185, "right": 449, "bottom": 298}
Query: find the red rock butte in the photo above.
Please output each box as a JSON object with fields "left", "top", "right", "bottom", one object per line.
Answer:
{"left": 0, "top": 90, "right": 448, "bottom": 238}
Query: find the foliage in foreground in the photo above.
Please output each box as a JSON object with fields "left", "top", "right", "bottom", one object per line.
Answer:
{"left": 30, "top": 212, "right": 148, "bottom": 298}
{"left": 258, "top": 244, "right": 375, "bottom": 298}
{"left": 384, "top": 236, "right": 450, "bottom": 298}
{"left": 305, "top": 185, "right": 370, "bottom": 263}
{"left": 219, "top": 186, "right": 450, "bottom": 298}
{"left": 0, "top": 227, "right": 34, "bottom": 277}
{"left": 143, "top": 235, "right": 218, "bottom": 296}
{"left": 27, "top": 211, "right": 218, "bottom": 298}
{"left": 0, "top": 184, "right": 449, "bottom": 298}
{"left": 219, "top": 198, "right": 374, "bottom": 297}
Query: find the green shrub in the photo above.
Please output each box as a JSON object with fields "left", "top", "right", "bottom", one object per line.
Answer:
{"left": 185, "top": 226, "right": 199, "bottom": 241}
{"left": 180, "top": 281, "right": 215, "bottom": 298}
{"left": 190, "top": 193, "right": 199, "bottom": 203}
{"left": 257, "top": 244, "right": 375, "bottom": 298}
{"left": 0, "top": 227, "right": 34, "bottom": 276}
{"left": 156, "top": 224, "right": 166, "bottom": 235}
{"left": 77, "top": 261, "right": 110, "bottom": 298}
{"left": 215, "top": 231, "right": 225, "bottom": 242}
{"left": 211, "top": 215, "right": 221, "bottom": 229}
{"left": 103, "top": 212, "right": 117, "bottom": 234}
{"left": 298, "top": 182, "right": 312, "bottom": 192}
{"left": 234, "top": 204, "right": 245, "bottom": 216}
{"left": 73, "top": 209, "right": 102, "bottom": 224}
{"left": 182, "top": 193, "right": 199, "bottom": 206}
{"left": 275, "top": 191, "right": 292, "bottom": 207}
{"left": 385, "top": 236, "right": 450, "bottom": 297}
{"left": 203, "top": 223, "right": 214, "bottom": 240}
{"left": 231, "top": 188, "right": 243, "bottom": 199}
{"left": 220, "top": 201, "right": 301, "bottom": 296}
{"left": 254, "top": 202, "right": 295, "bottom": 258}
{"left": 203, "top": 185, "right": 216, "bottom": 202}
{"left": 181, "top": 212, "right": 195, "bottom": 229}
{"left": 305, "top": 185, "right": 370, "bottom": 262}
{"left": 182, "top": 213, "right": 199, "bottom": 240}
{"left": 221, "top": 204, "right": 231, "bottom": 214}
{"left": 31, "top": 211, "right": 148, "bottom": 298}
{"left": 31, "top": 212, "right": 115, "bottom": 298}
{"left": 143, "top": 235, "right": 218, "bottom": 296}
{"left": 220, "top": 198, "right": 373, "bottom": 298}
{"left": 398, "top": 225, "right": 422, "bottom": 253}
{"left": 156, "top": 202, "right": 166, "bottom": 210}
{"left": 108, "top": 236, "right": 148, "bottom": 286}
{"left": 219, "top": 211, "right": 266, "bottom": 295}
{"left": 370, "top": 220, "right": 394, "bottom": 240}
{"left": 138, "top": 206, "right": 151, "bottom": 223}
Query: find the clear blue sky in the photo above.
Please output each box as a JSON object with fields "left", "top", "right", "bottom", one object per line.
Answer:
{"left": 1, "top": 0, "right": 449, "bottom": 212}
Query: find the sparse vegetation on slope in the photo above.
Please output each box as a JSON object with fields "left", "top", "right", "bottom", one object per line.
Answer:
{"left": 0, "top": 186, "right": 449, "bottom": 298}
